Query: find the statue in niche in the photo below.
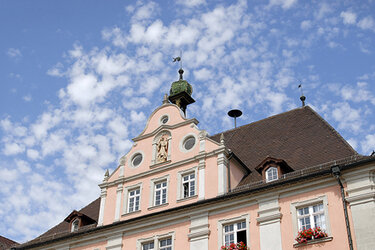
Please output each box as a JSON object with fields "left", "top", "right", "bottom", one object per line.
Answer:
{"left": 157, "top": 134, "right": 169, "bottom": 163}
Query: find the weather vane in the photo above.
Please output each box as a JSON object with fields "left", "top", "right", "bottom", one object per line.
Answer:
{"left": 173, "top": 50, "right": 183, "bottom": 79}
{"left": 298, "top": 79, "right": 306, "bottom": 107}
{"left": 173, "top": 50, "right": 183, "bottom": 69}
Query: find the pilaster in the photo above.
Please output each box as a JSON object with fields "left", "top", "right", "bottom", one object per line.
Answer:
{"left": 188, "top": 212, "right": 210, "bottom": 250}
{"left": 257, "top": 196, "right": 282, "bottom": 250}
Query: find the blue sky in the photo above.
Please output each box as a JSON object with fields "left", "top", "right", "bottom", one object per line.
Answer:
{"left": 1, "top": 0, "right": 375, "bottom": 243}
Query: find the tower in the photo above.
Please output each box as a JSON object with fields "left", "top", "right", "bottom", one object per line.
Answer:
{"left": 168, "top": 68, "right": 195, "bottom": 116}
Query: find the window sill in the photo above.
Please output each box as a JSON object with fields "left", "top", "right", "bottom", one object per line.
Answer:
{"left": 177, "top": 195, "right": 197, "bottom": 203}
{"left": 148, "top": 203, "right": 169, "bottom": 210}
{"left": 293, "top": 236, "right": 333, "bottom": 248}
{"left": 121, "top": 210, "right": 141, "bottom": 217}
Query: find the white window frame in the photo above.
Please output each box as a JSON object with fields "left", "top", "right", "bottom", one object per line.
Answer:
{"left": 177, "top": 167, "right": 198, "bottom": 200}
{"left": 128, "top": 187, "right": 141, "bottom": 213}
{"left": 128, "top": 151, "right": 145, "bottom": 168}
{"left": 123, "top": 182, "right": 142, "bottom": 215}
{"left": 217, "top": 214, "right": 250, "bottom": 250}
{"left": 137, "top": 232, "right": 175, "bottom": 250}
{"left": 265, "top": 167, "right": 278, "bottom": 182}
{"left": 71, "top": 218, "right": 79, "bottom": 232}
{"left": 149, "top": 175, "right": 170, "bottom": 208}
{"left": 290, "top": 195, "right": 331, "bottom": 239}
{"left": 179, "top": 133, "right": 198, "bottom": 153}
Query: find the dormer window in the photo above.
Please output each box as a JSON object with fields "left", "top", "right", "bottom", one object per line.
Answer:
{"left": 266, "top": 167, "right": 278, "bottom": 182}
{"left": 71, "top": 218, "right": 79, "bottom": 232}
{"left": 254, "top": 156, "right": 294, "bottom": 182}
{"left": 64, "top": 210, "right": 97, "bottom": 233}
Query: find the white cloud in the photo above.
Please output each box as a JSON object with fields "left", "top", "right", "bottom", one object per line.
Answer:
{"left": 340, "top": 11, "right": 357, "bottom": 25}
{"left": 269, "top": 0, "right": 297, "bottom": 9}
{"left": 331, "top": 102, "right": 362, "bottom": 132}
{"left": 7, "top": 48, "right": 22, "bottom": 59}
{"left": 176, "top": 0, "right": 206, "bottom": 8}
{"left": 300, "top": 20, "right": 312, "bottom": 30}
{"left": 23, "top": 94, "right": 32, "bottom": 102}
{"left": 27, "top": 149, "right": 40, "bottom": 160}
{"left": 0, "top": 167, "right": 18, "bottom": 182}
{"left": 357, "top": 16, "right": 375, "bottom": 31}
{"left": 47, "top": 62, "right": 65, "bottom": 77}
{"left": 194, "top": 68, "right": 211, "bottom": 81}
{"left": 3, "top": 142, "right": 25, "bottom": 155}
{"left": 361, "top": 134, "right": 375, "bottom": 154}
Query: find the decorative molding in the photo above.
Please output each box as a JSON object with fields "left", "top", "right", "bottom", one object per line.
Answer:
{"left": 122, "top": 182, "right": 142, "bottom": 215}
{"left": 114, "top": 184, "right": 123, "bottom": 221}
{"left": 217, "top": 214, "right": 250, "bottom": 250}
{"left": 346, "top": 191, "right": 375, "bottom": 206}
{"left": 293, "top": 236, "right": 333, "bottom": 248}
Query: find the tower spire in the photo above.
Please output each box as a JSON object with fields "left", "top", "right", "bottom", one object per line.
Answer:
{"left": 169, "top": 53, "right": 195, "bottom": 116}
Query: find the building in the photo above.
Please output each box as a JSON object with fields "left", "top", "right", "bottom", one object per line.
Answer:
{"left": 14, "top": 70, "right": 375, "bottom": 250}
{"left": 1, "top": 235, "right": 18, "bottom": 250}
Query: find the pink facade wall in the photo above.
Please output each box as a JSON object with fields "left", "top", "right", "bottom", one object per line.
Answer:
{"left": 279, "top": 185, "right": 351, "bottom": 249}
{"left": 229, "top": 158, "right": 247, "bottom": 190}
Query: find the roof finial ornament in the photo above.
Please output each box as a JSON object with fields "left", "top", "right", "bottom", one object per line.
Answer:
{"left": 103, "top": 169, "right": 109, "bottom": 182}
{"left": 298, "top": 80, "right": 306, "bottom": 107}
{"left": 173, "top": 50, "right": 183, "bottom": 80}
{"left": 162, "top": 93, "right": 169, "bottom": 104}
{"left": 220, "top": 133, "right": 225, "bottom": 145}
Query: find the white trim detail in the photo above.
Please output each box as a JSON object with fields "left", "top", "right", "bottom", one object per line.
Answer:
{"left": 257, "top": 196, "right": 283, "bottom": 250}
{"left": 159, "top": 114, "right": 170, "bottom": 125}
{"left": 290, "top": 195, "right": 331, "bottom": 239}
{"left": 106, "top": 233, "right": 123, "bottom": 250}
{"left": 149, "top": 175, "right": 170, "bottom": 208}
{"left": 177, "top": 166, "right": 198, "bottom": 200}
{"left": 179, "top": 133, "right": 198, "bottom": 153}
{"left": 98, "top": 188, "right": 107, "bottom": 226}
{"left": 198, "top": 159, "right": 205, "bottom": 200}
{"left": 217, "top": 153, "right": 228, "bottom": 195}
{"left": 114, "top": 184, "right": 123, "bottom": 221}
{"left": 123, "top": 182, "right": 143, "bottom": 215}
{"left": 129, "top": 151, "right": 145, "bottom": 168}
{"left": 137, "top": 231, "right": 175, "bottom": 250}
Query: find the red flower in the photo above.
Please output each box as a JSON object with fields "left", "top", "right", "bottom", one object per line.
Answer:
{"left": 295, "top": 228, "right": 328, "bottom": 244}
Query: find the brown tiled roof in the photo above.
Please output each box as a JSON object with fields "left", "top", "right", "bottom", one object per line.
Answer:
{"left": 209, "top": 106, "right": 357, "bottom": 185}
{"left": 30, "top": 198, "right": 100, "bottom": 242}
{"left": 0, "top": 235, "right": 19, "bottom": 250}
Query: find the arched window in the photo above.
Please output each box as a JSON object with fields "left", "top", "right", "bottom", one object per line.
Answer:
{"left": 266, "top": 167, "right": 278, "bottom": 182}
{"left": 71, "top": 218, "right": 79, "bottom": 232}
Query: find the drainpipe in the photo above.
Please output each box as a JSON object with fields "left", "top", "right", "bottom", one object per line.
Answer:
{"left": 331, "top": 166, "right": 354, "bottom": 250}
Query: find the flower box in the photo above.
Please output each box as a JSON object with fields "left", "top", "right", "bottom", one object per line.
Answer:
{"left": 295, "top": 227, "right": 328, "bottom": 244}
{"left": 221, "top": 241, "right": 249, "bottom": 250}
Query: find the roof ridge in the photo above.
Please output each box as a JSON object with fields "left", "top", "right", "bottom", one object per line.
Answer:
{"left": 210, "top": 106, "right": 308, "bottom": 139}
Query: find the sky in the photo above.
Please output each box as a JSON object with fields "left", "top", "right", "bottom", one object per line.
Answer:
{"left": 1, "top": 0, "right": 375, "bottom": 243}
